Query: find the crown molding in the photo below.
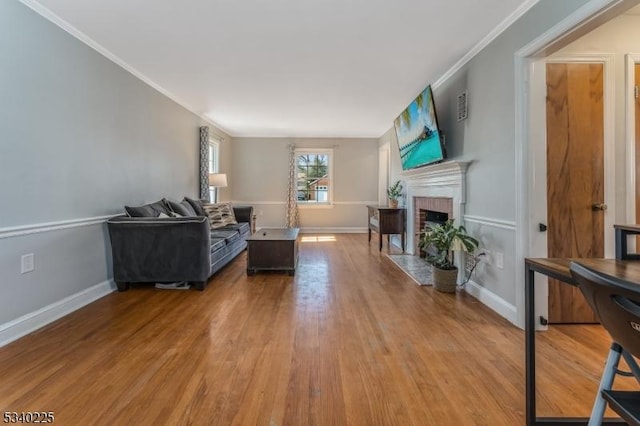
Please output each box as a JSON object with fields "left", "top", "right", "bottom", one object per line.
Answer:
{"left": 18, "top": 0, "right": 225, "bottom": 133}
{"left": 432, "top": 0, "right": 540, "bottom": 91}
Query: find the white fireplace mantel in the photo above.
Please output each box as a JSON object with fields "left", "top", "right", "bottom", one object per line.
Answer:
{"left": 402, "top": 160, "right": 470, "bottom": 255}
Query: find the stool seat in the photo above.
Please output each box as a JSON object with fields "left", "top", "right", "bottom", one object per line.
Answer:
{"left": 601, "top": 390, "right": 640, "bottom": 426}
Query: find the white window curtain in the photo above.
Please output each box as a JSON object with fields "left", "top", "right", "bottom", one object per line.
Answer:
{"left": 285, "top": 144, "right": 299, "bottom": 228}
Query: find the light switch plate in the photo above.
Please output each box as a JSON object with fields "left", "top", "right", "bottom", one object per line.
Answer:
{"left": 21, "top": 253, "right": 34, "bottom": 273}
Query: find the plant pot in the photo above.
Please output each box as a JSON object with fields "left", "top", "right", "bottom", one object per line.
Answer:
{"left": 389, "top": 199, "right": 398, "bottom": 208}
{"left": 432, "top": 266, "right": 458, "bottom": 293}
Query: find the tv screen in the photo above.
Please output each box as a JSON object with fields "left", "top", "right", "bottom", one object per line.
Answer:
{"left": 393, "top": 85, "right": 445, "bottom": 170}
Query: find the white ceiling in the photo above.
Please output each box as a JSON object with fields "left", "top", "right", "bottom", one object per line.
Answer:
{"left": 25, "top": 0, "right": 535, "bottom": 137}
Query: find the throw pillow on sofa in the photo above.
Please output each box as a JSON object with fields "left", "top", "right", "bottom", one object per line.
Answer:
{"left": 125, "top": 199, "right": 172, "bottom": 217}
{"left": 202, "top": 202, "right": 238, "bottom": 229}
{"left": 184, "top": 197, "right": 208, "bottom": 216}
{"left": 167, "top": 199, "right": 197, "bottom": 217}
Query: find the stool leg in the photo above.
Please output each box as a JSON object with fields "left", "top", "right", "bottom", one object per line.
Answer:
{"left": 622, "top": 350, "right": 640, "bottom": 384}
{"left": 589, "top": 343, "right": 622, "bottom": 426}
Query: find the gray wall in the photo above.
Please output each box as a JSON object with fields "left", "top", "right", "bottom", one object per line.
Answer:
{"left": 231, "top": 137, "right": 379, "bottom": 230}
{"left": 433, "top": 0, "right": 590, "bottom": 220}
{"left": 0, "top": 1, "right": 229, "bottom": 328}
{"left": 380, "top": 0, "right": 589, "bottom": 310}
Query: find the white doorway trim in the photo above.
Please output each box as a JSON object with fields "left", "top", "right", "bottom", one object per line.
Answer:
{"left": 527, "top": 54, "right": 616, "bottom": 327}
{"left": 626, "top": 54, "right": 640, "bottom": 224}
{"left": 378, "top": 143, "right": 390, "bottom": 205}
{"left": 514, "top": 0, "right": 626, "bottom": 329}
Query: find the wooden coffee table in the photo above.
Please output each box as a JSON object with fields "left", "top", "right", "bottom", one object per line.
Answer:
{"left": 246, "top": 228, "right": 299, "bottom": 276}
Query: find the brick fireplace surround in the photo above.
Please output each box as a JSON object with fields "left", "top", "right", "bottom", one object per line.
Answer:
{"left": 402, "top": 161, "right": 470, "bottom": 257}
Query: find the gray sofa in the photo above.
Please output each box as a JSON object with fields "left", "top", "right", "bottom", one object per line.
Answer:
{"left": 107, "top": 198, "right": 253, "bottom": 291}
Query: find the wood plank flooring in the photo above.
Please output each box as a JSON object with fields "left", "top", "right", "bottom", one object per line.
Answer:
{"left": 0, "top": 234, "right": 633, "bottom": 425}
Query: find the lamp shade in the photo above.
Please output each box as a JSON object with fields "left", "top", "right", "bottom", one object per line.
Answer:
{"left": 208, "top": 173, "right": 228, "bottom": 187}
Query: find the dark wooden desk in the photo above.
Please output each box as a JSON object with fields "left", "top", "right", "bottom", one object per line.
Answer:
{"left": 367, "top": 205, "right": 406, "bottom": 252}
{"left": 524, "top": 258, "right": 640, "bottom": 425}
{"left": 614, "top": 224, "right": 640, "bottom": 260}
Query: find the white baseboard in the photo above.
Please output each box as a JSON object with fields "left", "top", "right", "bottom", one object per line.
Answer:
{"left": 0, "top": 280, "right": 116, "bottom": 347}
{"left": 299, "top": 227, "right": 367, "bottom": 234}
{"left": 464, "top": 280, "right": 517, "bottom": 325}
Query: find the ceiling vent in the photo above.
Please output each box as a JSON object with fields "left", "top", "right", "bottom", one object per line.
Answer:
{"left": 457, "top": 91, "right": 468, "bottom": 122}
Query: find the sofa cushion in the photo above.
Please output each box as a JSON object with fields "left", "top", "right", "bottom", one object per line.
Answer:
{"left": 184, "top": 197, "right": 207, "bottom": 216}
{"left": 167, "top": 199, "right": 197, "bottom": 217}
{"left": 211, "top": 229, "right": 241, "bottom": 245}
{"left": 210, "top": 238, "right": 226, "bottom": 253}
{"left": 202, "top": 202, "right": 238, "bottom": 229}
{"left": 125, "top": 199, "right": 171, "bottom": 217}
{"left": 217, "top": 222, "right": 250, "bottom": 235}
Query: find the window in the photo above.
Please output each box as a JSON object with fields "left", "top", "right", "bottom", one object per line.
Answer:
{"left": 209, "top": 139, "right": 220, "bottom": 202}
{"left": 296, "top": 149, "right": 332, "bottom": 205}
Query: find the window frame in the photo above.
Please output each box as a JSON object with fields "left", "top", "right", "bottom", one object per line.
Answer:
{"left": 294, "top": 148, "right": 334, "bottom": 208}
{"left": 208, "top": 139, "right": 220, "bottom": 202}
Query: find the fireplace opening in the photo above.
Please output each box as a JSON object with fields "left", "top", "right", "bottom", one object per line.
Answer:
{"left": 412, "top": 196, "right": 454, "bottom": 256}
{"left": 419, "top": 209, "right": 449, "bottom": 232}
{"left": 418, "top": 209, "right": 449, "bottom": 258}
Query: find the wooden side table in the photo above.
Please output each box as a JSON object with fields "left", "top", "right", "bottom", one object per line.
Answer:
{"left": 367, "top": 205, "right": 406, "bottom": 252}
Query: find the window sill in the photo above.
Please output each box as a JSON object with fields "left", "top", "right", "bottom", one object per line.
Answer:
{"left": 297, "top": 203, "right": 334, "bottom": 209}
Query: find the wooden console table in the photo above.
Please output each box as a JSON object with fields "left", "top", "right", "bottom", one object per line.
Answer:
{"left": 366, "top": 205, "right": 406, "bottom": 252}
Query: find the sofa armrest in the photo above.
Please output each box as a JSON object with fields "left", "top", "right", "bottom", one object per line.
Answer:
{"left": 233, "top": 206, "right": 254, "bottom": 223}
{"left": 107, "top": 215, "right": 211, "bottom": 283}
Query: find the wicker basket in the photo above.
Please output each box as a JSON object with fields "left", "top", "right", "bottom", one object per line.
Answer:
{"left": 432, "top": 266, "right": 458, "bottom": 293}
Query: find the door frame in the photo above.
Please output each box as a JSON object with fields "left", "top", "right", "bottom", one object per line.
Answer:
{"left": 378, "top": 142, "right": 391, "bottom": 205}
{"left": 543, "top": 56, "right": 614, "bottom": 324}
{"left": 543, "top": 54, "right": 616, "bottom": 258}
{"left": 625, "top": 54, "right": 640, "bottom": 224}
{"left": 514, "top": 0, "right": 629, "bottom": 329}
{"left": 529, "top": 55, "right": 615, "bottom": 327}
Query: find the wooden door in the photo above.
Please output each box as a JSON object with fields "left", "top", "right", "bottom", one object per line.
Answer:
{"left": 546, "top": 62, "right": 604, "bottom": 323}
{"left": 635, "top": 64, "right": 640, "bottom": 227}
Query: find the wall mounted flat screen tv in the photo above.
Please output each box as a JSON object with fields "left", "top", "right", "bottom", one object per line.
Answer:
{"left": 393, "top": 85, "right": 445, "bottom": 170}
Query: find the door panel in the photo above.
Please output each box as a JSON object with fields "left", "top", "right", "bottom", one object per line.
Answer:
{"left": 636, "top": 64, "right": 640, "bottom": 227}
{"left": 546, "top": 63, "right": 604, "bottom": 323}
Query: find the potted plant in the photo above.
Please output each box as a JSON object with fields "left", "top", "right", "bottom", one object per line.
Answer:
{"left": 387, "top": 180, "right": 403, "bottom": 208}
{"left": 418, "top": 219, "right": 479, "bottom": 293}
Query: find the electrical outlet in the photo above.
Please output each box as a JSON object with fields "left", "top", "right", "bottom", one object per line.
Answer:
{"left": 258, "top": 209, "right": 263, "bottom": 215}
{"left": 21, "top": 253, "right": 34, "bottom": 274}
{"left": 496, "top": 252, "right": 504, "bottom": 269}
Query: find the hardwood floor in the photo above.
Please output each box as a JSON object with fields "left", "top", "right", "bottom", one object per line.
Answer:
{"left": 0, "top": 234, "right": 632, "bottom": 425}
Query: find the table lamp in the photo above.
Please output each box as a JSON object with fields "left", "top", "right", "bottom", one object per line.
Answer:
{"left": 208, "top": 173, "right": 228, "bottom": 203}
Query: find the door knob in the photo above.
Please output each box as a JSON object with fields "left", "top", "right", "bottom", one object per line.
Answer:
{"left": 592, "top": 203, "right": 608, "bottom": 211}
{"left": 539, "top": 223, "right": 547, "bottom": 232}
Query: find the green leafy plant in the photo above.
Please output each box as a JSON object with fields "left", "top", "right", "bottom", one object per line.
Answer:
{"left": 418, "top": 219, "right": 479, "bottom": 270}
{"left": 387, "top": 180, "right": 403, "bottom": 201}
